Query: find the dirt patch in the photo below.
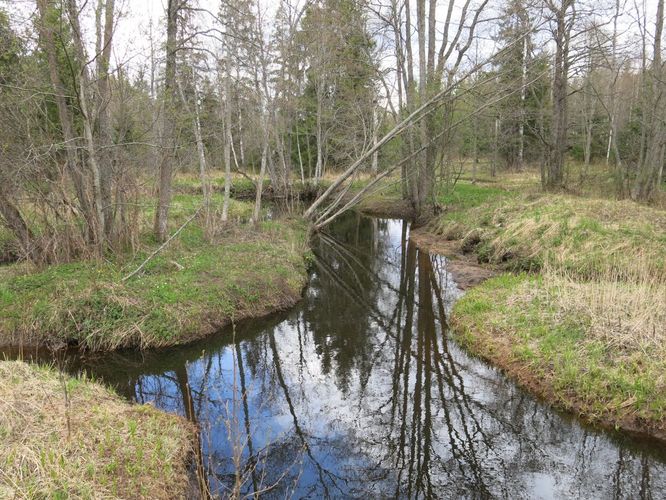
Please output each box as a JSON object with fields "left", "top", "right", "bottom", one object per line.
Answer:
{"left": 409, "top": 228, "right": 497, "bottom": 290}
{"left": 359, "top": 198, "right": 415, "bottom": 219}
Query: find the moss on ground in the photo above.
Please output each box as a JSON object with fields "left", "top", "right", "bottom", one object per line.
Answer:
{"left": 0, "top": 361, "right": 193, "bottom": 498}
{"left": 451, "top": 274, "right": 666, "bottom": 438}
{"left": 0, "top": 201, "right": 310, "bottom": 351}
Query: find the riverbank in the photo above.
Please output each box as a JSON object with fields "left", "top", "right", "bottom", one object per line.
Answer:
{"left": 451, "top": 273, "right": 666, "bottom": 441}
{"left": 364, "top": 178, "right": 666, "bottom": 439}
{"left": 0, "top": 360, "right": 194, "bottom": 498}
{"left": 0, "top": 199, "right": 310, "bottom": 351}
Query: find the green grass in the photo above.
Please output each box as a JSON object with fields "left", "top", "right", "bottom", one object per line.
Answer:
{"left": 357, "top": 176, "right": 516, "bottom": 219}
{"left": 430, "top": 182, "right": 666, "bottom": 279}
{"left": 437, "top": 182, "right": 513, "bottom": 211}
{"left": 0, "top": 200, "right": 309, "bottom": 350}
{"left": 0, "top": 225, "right": 16, "bottom": 262}
{"left": 451, "top": 274, "right": 666, "bottom": 432}
{"left": 0, "top": 361, "right": 193, "bottom": 498}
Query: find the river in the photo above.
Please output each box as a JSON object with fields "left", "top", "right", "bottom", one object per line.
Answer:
{"left": 11, "top": 213, "right": 666, "bottom": 498}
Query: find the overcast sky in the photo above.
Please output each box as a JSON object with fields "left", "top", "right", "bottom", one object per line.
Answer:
{"left": 3, "top": 0, "right": 661, "bottom": 84}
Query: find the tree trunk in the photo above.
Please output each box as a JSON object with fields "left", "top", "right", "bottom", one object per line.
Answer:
{"left": 36, "top": 0, "right": 95, "bottom": 243}
{"left": 154, "top": 0, "right": 179, "bottom": 241}
{"left": 518, "top": 35, "right": 527, "bottom": 168}
{"left": 371, "top": 104, "right": 379, "bottom": 174}
{"left": 416, "top": 0, "right": 428, "bottom": 216}
{"left": 546, "top": 0, "right": 573, "bottom": 190}
{"left": 221, "top": 54, "right": 232, "bottom": 223}
{"left": 96, "top": 0, "right": 115, "bottom": 238}
{"left": 0, "top": 193, "right": 33, "bottom": 258}
{"left": 179, "top": 70, "right": 211, "bottom": 229}
{"left": 632, "top": 0, "right": 664, "bottom": 201}
{"left": 67, "top": 0, "right": 105, "bottom": 250}
{"left": 315, "top": 83, "right": 324, "bottom": 185}
{"left": 493, "top": 114, "right": 500, "bottom": 178}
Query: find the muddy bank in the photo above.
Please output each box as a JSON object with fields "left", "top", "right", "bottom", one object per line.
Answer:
{"left": 408, "top": 228, "right": 496, "bottom": 289}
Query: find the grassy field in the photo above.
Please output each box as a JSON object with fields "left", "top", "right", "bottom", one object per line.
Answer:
{"left": 418, "top": 171, "right": 666, "bottom": 437}
{"left": 0, "top": 196, "right": 310, "bottom": 350}
{"left": 0, "top": 361, "right": 193, "bottom": 498}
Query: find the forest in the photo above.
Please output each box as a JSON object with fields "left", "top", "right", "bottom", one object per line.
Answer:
{"left": 1, "top": 0, "right": 665, "bottom": 498}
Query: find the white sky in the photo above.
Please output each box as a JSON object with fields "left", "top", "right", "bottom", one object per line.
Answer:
{"left": 3, "top": 0, "right": 662, "bottom": 85}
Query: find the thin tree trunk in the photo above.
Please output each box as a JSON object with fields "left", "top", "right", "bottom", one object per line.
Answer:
{"left": 493, "top": 114, "right": 500, "bottom": 177}
{"left": 253, "top": 141, "right": 268, "bottom": 223}
{"left": 371, "top": 104, "right": 379, "bottom": 174}
{"left": 416, "top": 0, "right": 428, "bottom": 216}
{"left": 67, "top": 0, "right": 105, "bottom": 250}
{"left": 518, "top": 35, "right": 527, "bottom": 168}
{"left": 36, "top": 0, "right": 94, "bottom": 241}
{"left": 96, "top": 0, "right": 115, "bottom": 238}
{"left": 193, "top": 81, "right": 210, "bottom": 206}
{"left": 222, "top": 61, "right": 232, "bottom": 222}
{"left": 154, "top": 0, "right": 179, "bottom": 241}
{"left": 177, "top": 70, "right": 211, "bottom": 227}
{"left": 315, "top": 84, "right": 324, "bottom": 185}
{"left": 296, "top": 123, "right": 306, "bottom": 184}
{"left": 404, "top": 0, "right": 419, "bottom": 206}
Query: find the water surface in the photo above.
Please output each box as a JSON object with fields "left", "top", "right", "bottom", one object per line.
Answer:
{"left": 12, "top": 214, "right": 666, "bottom": 498}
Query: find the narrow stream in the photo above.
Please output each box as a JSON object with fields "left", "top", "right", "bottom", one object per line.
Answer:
{"left": 10, "top": 214, "right": 666, "bottom": 498}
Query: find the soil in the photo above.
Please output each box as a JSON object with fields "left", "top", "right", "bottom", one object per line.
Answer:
{"left": 409, "top": 228, "right": 497, "bottom": 290}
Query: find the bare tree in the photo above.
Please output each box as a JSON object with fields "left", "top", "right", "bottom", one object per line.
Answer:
{"left": 155, "top": 0, "right": 183, "bottom": 241}
{"left": 543, "top": 0, "right": 576, "bottom": 190}
{"left": 632, "top": 0, "right": 665, "bottom": 201}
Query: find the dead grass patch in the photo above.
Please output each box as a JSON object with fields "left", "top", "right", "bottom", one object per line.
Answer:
{"left": 0, "top": 361, "right": 193, "bottom": 498}
{"left": 536, "top": 266, "right": 666, "bottom": 356}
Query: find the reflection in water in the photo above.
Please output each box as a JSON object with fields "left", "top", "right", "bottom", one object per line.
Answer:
{"left": 10, "top": 215, "right": 666, "bottom": 498}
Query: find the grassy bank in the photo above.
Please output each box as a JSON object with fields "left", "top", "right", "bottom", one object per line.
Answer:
{"left": 429, "top": 184, "right": 666, "bottom": 278}
{"left": 0, "top": 361, "right": 193, "bottom": 498}
{"left": 452, "top": 274, "right": 666, "bottom": 439}
{"left": 0, "top": 199, "right": 310, "bottom": 351}
{"left": 421, "top": 179, "right": 666, "bottom": 437}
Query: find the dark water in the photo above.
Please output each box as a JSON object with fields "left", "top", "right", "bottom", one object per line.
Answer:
{"left": 9, "top": 214, "right": 666, "bottom": 498}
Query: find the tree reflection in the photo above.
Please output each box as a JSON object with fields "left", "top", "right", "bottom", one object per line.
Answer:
{"left": 16, "top": 213, "right": 665, "bottom": 498}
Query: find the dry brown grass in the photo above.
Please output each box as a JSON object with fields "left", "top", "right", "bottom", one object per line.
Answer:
{"left": 0, "top": 361, "right": 193, "bottom": 499}
{"left": 516, "top": 263, "right": 666, "bottom": 357}
{"left": 433, "top": 191, "right": 666, "bottom": 281}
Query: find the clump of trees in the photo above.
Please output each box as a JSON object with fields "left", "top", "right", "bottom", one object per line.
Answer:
{"left": 1, "top": 0, "right": 664, "bottom": 263}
